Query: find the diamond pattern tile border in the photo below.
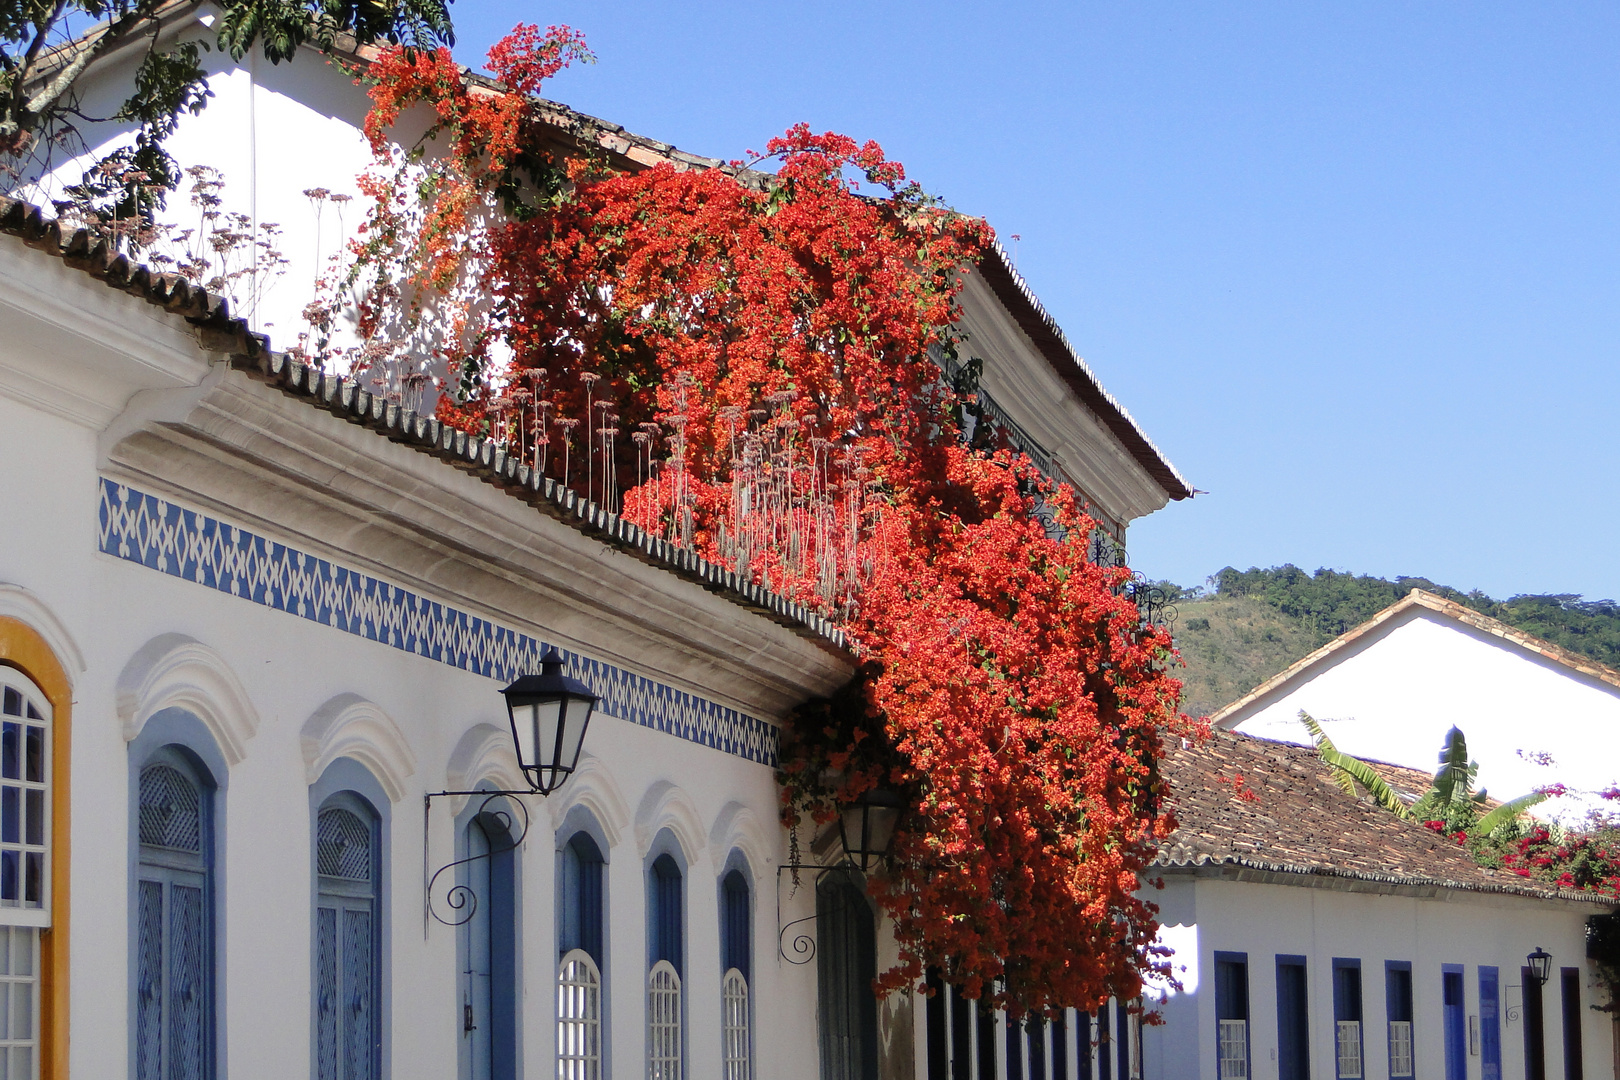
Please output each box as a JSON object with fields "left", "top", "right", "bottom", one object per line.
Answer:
{"left": 98, "top": 479, "right": 778, "bottom": 766}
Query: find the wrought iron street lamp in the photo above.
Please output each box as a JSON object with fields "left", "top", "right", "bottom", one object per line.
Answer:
{"left": 427, "top": 647, "right": 601, "bottom": 931}
{"left": 500, "top": 647, "right": 600, "bottom": 796}
{"left": 838, "top": 788, "right": 904, "bottom": 873}
{"left": 1527, "top": 946, "right": 1553, "bottom": 987}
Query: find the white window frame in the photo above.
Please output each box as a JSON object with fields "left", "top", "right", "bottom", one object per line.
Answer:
{"left": 1218, "top": 1018, "right": 1248, "bottom": 1079}
{"left": 1336, "top": 1019, "right": 1363, "bottom": 1078}
{"left": 722, "top": 967, "right": 749, "bottom": 1080}
{"left": 0, "top": 668, "right": 49, "bottom": 929}
{"left": 1388, "top": 1019, "right": 1414, "bottom": 1078}
{"left": 647, "top": 958, "right": 682, "bottom": 1080}
{"left": 558, "top": 948, "right": 602, "bottom": 1080}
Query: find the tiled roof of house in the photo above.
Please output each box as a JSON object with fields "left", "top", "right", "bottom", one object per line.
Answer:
{"left": 1210, "top": 589, "right": 1620, "bottom": 729}
{"left": 0, "top": 196, "right": 850, "bottom": 655}
{"left": 1157, "top": 728, "right": 1606, "bottom": 904}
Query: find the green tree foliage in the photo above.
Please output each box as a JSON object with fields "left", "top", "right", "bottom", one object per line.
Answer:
{"left": 0, "top": 0, "right": 454, "bottom": 216}
{"left": 1212, "top": 565, "right": 1620, "bottom": 671}
{"left": 1300, "top": 712, "right": 1547, "bottom": 838}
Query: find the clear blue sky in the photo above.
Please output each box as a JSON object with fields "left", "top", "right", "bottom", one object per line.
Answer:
{"left": 453, "top": 2, "right": 1620, "bottom": 601}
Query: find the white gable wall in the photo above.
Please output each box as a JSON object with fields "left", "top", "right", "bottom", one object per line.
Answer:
{"left": 1225, "top": 609, "right": 1620, "bottom": 819}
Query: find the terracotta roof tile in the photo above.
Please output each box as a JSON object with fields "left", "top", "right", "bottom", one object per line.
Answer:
{"left": 1159, "top": 729, "right": 1604, "bottom": 903}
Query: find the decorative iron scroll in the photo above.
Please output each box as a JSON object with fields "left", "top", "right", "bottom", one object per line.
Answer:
{"left": 1088, "top": 533, "right": 1178, "bottom": 632}
{"left": 774, "top": 862, "right": 871, "bottom": 966}
{"left": 423, "top": 791, "right": 530, "bottom": 931}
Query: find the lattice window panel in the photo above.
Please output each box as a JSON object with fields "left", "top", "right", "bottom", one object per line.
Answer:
{"left": 317, "top": 809, "right": 372, "bottom": 881}
{"left": 139, "top": 766, "right": 201, "bottom": 853}
{"left": 0, "top": 675, "right": 48, "bottom": 916}
{"left": 557, "top": 950, "right": 602, "bottom": 1080}
{"left": 722, "top": 968, "right": 750, "bottom": 1080}
{"left": 647, "top": 960, "right": 682, "bottom": 1080}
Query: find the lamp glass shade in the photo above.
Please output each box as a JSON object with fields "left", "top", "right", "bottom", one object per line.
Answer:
{"left": 838, "top": 790, "right": 904, "bottom": 872}
{"left": 1528, "top": 947, "right": 1553, "bottom": 986}
{"left": 500, "top": 648, "right": 599, "bottom": 795}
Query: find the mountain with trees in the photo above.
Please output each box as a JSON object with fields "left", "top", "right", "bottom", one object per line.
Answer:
{"left": 1169, "top": 565, "right": 1620, "bottom": 718}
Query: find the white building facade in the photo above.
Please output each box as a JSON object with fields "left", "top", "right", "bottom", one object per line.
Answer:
{"left": 0, "top": 15, "right": 1195, "bottom": 1079}
{"left": 1148, "top": 731, "right": 1617, "bottom": 1080}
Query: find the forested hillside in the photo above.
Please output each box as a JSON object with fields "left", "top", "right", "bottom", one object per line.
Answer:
{"left": 1169, "top": 566, "right": 1620, "bottom": 719}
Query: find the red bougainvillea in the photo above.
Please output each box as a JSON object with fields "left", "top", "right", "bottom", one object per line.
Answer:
{"left": 349, "top": 25, "right": 1186, "bottom": 1016}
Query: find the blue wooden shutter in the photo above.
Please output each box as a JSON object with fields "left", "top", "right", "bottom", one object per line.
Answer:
{"left": 1114, "top": 999, "right": 1131, "bottom": 1080}
{"left": 1480, "top": 966, "right": 1501, "bottom": 1080}
{"left": 562, "top": 833, "right": 604, "bottom": 966}
{"left": 136, "top": 757, "right": 212, "bottom": 1080}
{"left": 1561, "top": 968, "right": 1583, "bottom": 1080}
{"left": 1276, "top": 957, "right": 1309, "bottom": 1080}
{"left": 1523, "top": 964, "right": 1547, "bottom": 1080}
{"left": 722, "top": 870, "right": 750, "bottom": 980}
{"left": 316, "top": 802, "right": 380, "bottom": 1080}
{"left": 135, "top": 880, "right": 164, "bottom": 1080}
{"left": 650, "top": 854, "right": 682, "bottom": 973}
{"left": 1443, "top": 967, "right": 1466, "bottom": 1080}
{"left": 1096, "top": 1005, "right": 1111, "bottom": 1080}
{"left": 816, "top": 871, "right": 877, "bottom": 1080}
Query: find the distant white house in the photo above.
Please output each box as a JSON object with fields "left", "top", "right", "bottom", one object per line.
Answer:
{"left": 1212, "top": 590, "right": 1620, "bottom": 820}
{"left": 1146, "top": 729, "right": 1615, "bottom": 1080}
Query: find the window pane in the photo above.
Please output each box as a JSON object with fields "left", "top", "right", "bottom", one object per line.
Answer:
{"left": 22, "top": 793, "right": 39, "bottom": 851}
{"left": 22, "top": 730, "right": 40, "bottom": 786}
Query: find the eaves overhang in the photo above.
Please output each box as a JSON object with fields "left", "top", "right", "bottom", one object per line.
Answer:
{"left": 0, "top": 195, "right": 852, "bottom": 660}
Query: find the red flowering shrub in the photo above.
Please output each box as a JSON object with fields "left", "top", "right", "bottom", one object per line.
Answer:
{"left": 353, "top": 26, "right": 1186, "bottom": 1016}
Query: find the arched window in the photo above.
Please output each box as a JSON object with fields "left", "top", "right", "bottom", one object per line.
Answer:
{"left": 135, "top": 748, "right": 215, "bottom": 1080}
{"left": 314, "top": 793, "right": 381, "bottom": 1080}
{"left": 817, "top": 869, "right": 877, "bottom": 1080}
{"left": 0, "top": 667, "right": 49, "bottom": 1077}
{"left": 558, "top": 832, "right": 605, "bottom": 1080}
{"left": 721, "top": 867, "right": 752, "bottom": 1080}
{"left": 464, "top": 808, "right": 517, "bottom": 1080}
{"left": 648, "top": 853, "right": 683, "bottom": 1079}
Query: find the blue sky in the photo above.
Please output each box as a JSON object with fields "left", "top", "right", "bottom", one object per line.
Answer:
{"left": 453, "top": 2, "right": 1620, "bottom": 601}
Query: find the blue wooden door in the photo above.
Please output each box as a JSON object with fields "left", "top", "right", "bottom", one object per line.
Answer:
{"left": 316, "top": 803, "right": 379, "bottom": 1080}
{"left": 464, "top": 813, "right": 516, "bottom": 1080}
{"left": 816, "top": 871, "right": 877, "bottom": 1080}
{"left": 1443, "top": 969, "right": 1467, "bottom": 1080}
{"left": 136, "top": 757, "right": 213, "bottom": 1080}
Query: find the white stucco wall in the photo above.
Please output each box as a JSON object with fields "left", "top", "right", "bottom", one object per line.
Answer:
{"left": 1144, "top": 875, "right": 1611, "bottom": 1080}
{"left": 1227, "top": 610, "right": 1620, "bottom": 821}
{"left": 0, "top": 257, "right": 839, "bottom": 1077}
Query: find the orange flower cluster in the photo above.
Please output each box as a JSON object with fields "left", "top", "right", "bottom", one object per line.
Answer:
{"left": 358, "top": 26, "right": 1186, "bottom": 1016}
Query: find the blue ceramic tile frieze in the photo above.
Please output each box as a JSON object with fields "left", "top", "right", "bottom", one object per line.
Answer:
{"left": 97, "top": 478, "right": 778, "bottom": 766}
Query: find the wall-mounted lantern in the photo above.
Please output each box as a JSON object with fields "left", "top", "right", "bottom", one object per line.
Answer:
{"left": 500, "top": 647, "right": 600, "bottom": 796}
{"left": 838, "top": 788, "right": 904, "bottom": 873}
{"left": 1527, "top": 946, "right": 1553, "bottom": 987}
{"left": 426, "top": 646, "right": 600, "bottom": 930}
